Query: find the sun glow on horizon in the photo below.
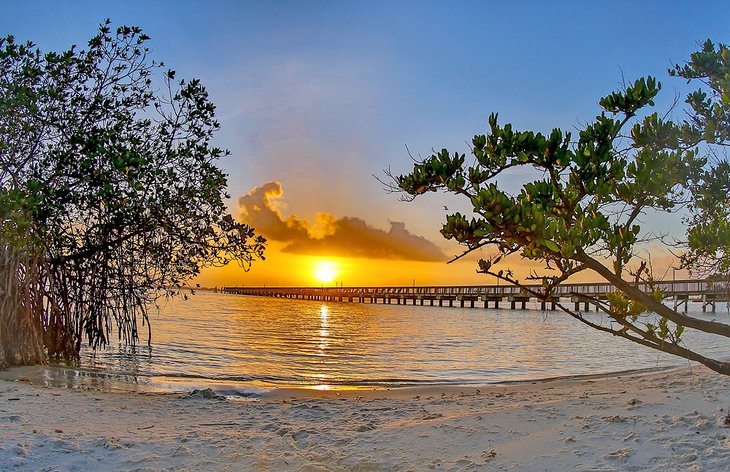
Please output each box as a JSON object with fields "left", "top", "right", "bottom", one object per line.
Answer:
{"left": 313, "top": 260, "right": 339, "bottom": 285}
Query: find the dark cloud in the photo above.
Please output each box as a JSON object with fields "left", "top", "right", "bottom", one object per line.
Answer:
{"left": 283, "top": 217, "right": 447, "bottom": 261}
{"left": 238, "top": 182, "right": 447, "bottom": 262}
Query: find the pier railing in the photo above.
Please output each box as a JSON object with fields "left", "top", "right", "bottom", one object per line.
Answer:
{"left": 223, "top": 278, "right": 729, "bottom": 312}
{"left": 225, "top": 279, "right": 726, "bottom": 296}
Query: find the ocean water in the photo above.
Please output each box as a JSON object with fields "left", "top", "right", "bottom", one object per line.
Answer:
{"left": 74, "top": 291, "right": 729, "bottom": 391}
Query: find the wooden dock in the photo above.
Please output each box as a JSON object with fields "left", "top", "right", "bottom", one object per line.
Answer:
{"left": 223, "top": 279, "right": 729, "bottom": 313}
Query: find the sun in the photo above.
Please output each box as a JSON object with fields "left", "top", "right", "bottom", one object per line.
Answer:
{"left": 313, "top": 261, "right": 338, "bottom": 285}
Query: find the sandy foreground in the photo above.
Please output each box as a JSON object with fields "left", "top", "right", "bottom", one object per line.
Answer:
{"left": 1, "top": 365, "right": 729, "bottom": 471}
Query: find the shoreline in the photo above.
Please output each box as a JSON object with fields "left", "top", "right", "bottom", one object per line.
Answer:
{"left": 2, "top": 363, "right": 729, "bottom": 470}
{"left": 263, "top": 364, "right": 681, "bottom": 401}
{"left": 0, "top": 362, "right": 681, "bottom": 398}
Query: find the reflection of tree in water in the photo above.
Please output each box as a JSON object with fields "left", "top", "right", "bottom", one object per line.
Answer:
{"left": 77, "top": 343, "right": 154, "bottom": 386}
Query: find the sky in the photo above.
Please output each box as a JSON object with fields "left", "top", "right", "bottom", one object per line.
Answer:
{"left": 3, "top": 1, "right": 728, "bottom": 287}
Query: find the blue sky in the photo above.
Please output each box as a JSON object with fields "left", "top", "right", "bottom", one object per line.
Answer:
{"left": 3, "top": 1, "right": 728, "bottom": 284}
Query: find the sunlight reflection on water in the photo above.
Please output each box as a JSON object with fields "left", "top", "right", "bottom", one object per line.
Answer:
{"left": 78, "top": 291, "right": 729, "bottom": 389}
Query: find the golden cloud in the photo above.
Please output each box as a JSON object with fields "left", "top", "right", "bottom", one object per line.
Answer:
{"left": 238, "top": 182, "right": 447, "bottom": 262}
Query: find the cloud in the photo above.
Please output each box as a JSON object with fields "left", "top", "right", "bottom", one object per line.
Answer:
{"left": 238, "top": 182, "right": 447, "bottom": 262}
{"left": 238, "top": 182, "right": 310, "bottom": 241}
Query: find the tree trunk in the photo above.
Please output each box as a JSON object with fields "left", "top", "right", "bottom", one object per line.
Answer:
{"left": 0, "top": 244, "right": 45, "bottom": 369}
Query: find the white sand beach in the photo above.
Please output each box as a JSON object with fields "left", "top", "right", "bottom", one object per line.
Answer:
{"left": 1, "top": 365, "right": 729, "bottom": 471}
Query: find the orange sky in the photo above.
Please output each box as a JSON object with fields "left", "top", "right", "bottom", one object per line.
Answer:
{"left": 191, "top": 180, "right": 504, "bottom": 287}
{"left": 193, "top": 180, "right": 689, "bottom": 289}
{"left": 195, "top": 241, "right": 688, "bottom": 289}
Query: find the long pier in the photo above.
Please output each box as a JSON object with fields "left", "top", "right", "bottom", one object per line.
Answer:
{"left": 224, "top": 279, "right": 729, "bottom": 313}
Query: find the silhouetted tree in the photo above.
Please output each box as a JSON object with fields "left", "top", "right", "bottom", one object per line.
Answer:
{"left": 0, "top": 20, "right": 265, "bottom": 366}
{"left": 388, "top": 41, "right": 730, "bottom": 375}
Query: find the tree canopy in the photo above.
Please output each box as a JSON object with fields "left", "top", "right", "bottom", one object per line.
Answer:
{"left": 671, "top": 40, "right": 730, "bottom": 277}
{"left": 390, "top": 40, "right": 730, "bottom": 375}
{"left": 0, "top": 21, "right": 265, "bottom": 366}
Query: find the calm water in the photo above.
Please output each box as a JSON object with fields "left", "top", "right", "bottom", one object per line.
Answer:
{"left": 77, "top": 291, "right": 729, "bottom": 390}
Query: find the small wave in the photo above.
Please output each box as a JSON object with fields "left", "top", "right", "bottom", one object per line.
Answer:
{"left": 155, "top": 371, "right": 500, "bottom": 388}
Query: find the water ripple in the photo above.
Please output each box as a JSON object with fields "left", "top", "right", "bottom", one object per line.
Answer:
{"left": 80, "top": 292, "right": 730, "bottom": 388}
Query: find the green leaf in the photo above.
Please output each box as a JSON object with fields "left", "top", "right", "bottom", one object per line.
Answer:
{"left": 543, "top": 240, "right": 559, "bottom": 252}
